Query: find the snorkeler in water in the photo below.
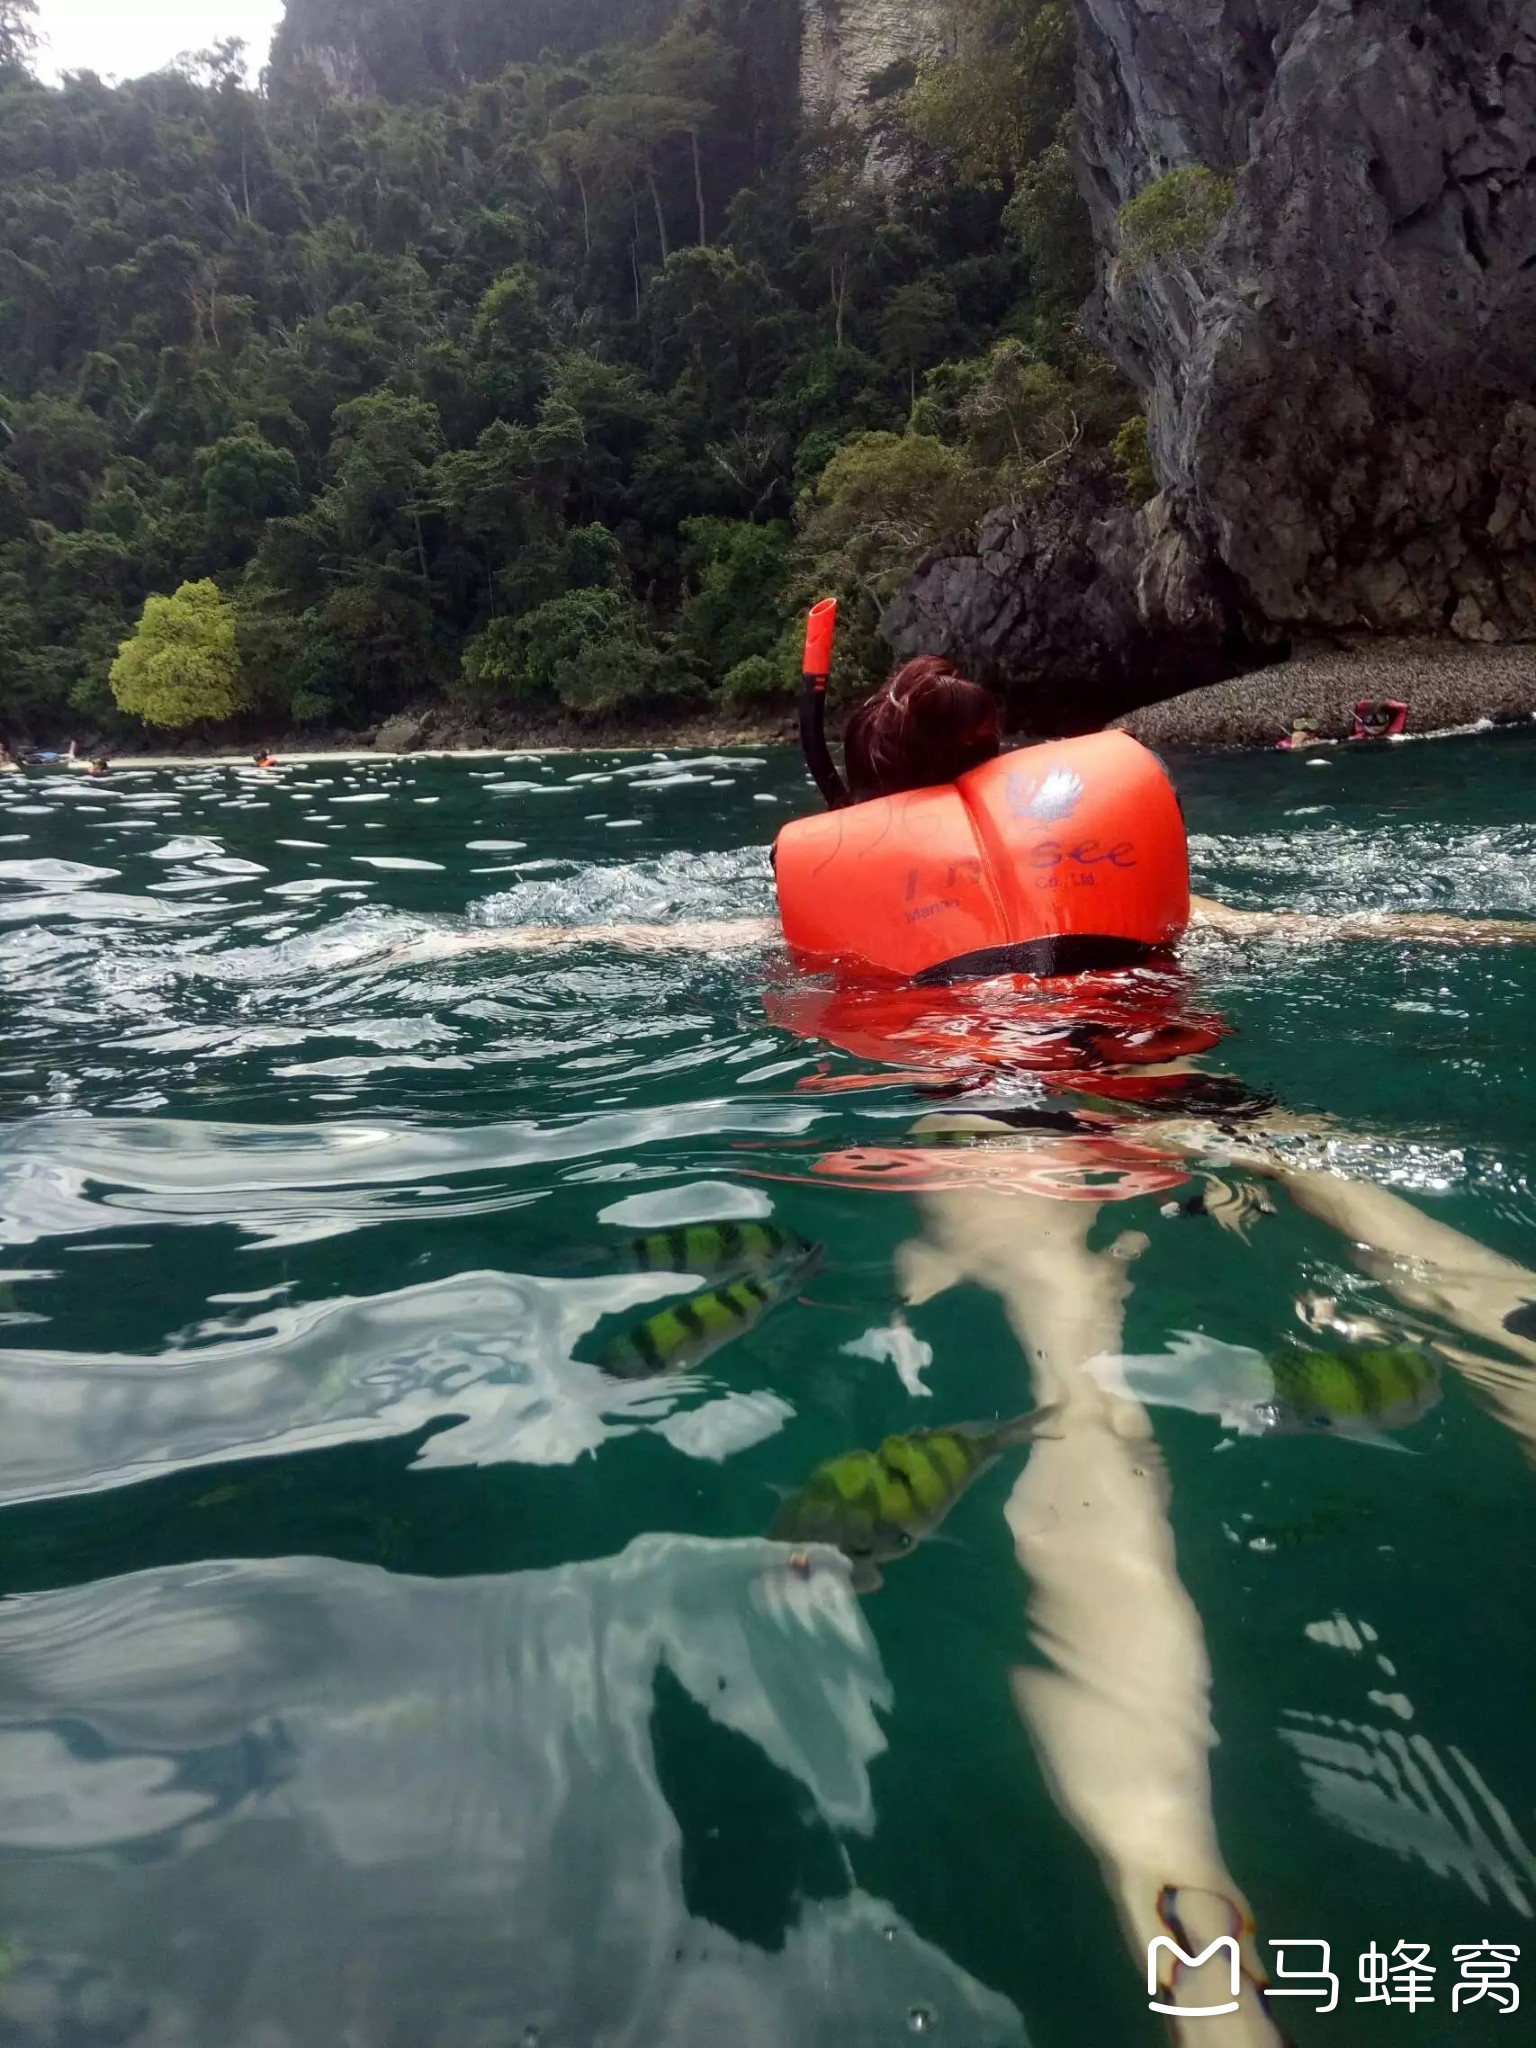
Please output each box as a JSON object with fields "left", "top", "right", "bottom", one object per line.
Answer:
{"left": 1350, "top": 697, "right": 1409, "bottom": 740}
{"left": 419, "top": 657, "right": 1532, "bottom": 966}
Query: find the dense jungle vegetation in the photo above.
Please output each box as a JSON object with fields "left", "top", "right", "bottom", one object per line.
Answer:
{"left": 0, "top": 0, "right": 1142, "bottom": 739}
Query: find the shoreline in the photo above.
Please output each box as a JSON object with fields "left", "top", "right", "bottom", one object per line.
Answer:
{"left": 1117, "top": 638, "right": 1536, "bottom": 750}
{"left": 36, "top": 707, "right": 801, "bottom": 771}
{"left": 27, "top": 641, "right": 1536, "bottom": 768}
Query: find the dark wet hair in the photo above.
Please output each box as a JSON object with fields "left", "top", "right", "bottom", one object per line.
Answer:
{"left": 842, "top": 657, "right": 1001, "bottom": 802}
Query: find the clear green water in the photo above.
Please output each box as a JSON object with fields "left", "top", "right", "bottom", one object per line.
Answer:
{"left": 0, "top": 736, "right": 1534, "bottom": 2046}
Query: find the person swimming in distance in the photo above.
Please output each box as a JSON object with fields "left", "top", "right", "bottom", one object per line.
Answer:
{"left": 253, "top": 750, "right": 278, "bottom": 769}
{"left": 84, "top": 756, "right": 110, "bottom": 776}
{"left": 0, "top": 742, "right": 18, "bottom": 773}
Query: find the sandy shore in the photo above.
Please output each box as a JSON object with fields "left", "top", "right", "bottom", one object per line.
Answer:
{"left": 89, "top": 740, "right": 787, "bottom": 770}
{"left": 46, "top": 707, "right": 797, "bottom": 770}
{"left": 1118, "top": 638, "right": 1536, "bottom": 749}
{"left": 32, "top": 641, "right": 1536, "bottom": 767}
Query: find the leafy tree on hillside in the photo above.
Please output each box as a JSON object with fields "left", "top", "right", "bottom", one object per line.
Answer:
{"left": 110, "top": 578, "right": 244, "bottom": 728}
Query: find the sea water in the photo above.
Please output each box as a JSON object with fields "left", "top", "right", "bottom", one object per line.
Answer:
{"left": 0, "top": 735, "right": 1533, "bottom": 2046}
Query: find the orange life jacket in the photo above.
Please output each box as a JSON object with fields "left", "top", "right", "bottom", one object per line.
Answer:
{"left": 773, "top": 731, "right": 1190, "bottom": 981}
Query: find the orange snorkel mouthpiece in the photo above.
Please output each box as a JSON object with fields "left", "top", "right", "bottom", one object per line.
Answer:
{"left": 802, "top": 598, "right": 838, "bottom": 687}
{"left": 799, "top": 598, "right": 847, "bottom": 808}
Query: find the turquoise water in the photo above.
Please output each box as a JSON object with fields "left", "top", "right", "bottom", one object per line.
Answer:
{"left": 1, "top": 736, "right": 1534, "bottom": 2045}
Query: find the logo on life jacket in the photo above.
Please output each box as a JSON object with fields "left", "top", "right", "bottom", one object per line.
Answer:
{"left": 1006, "top": 766, "right": 1085, "bottom": 823}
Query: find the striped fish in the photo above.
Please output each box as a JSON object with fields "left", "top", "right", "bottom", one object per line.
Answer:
{"left": 617, "top": 1220, "right": 812, "bottom": 1281}
{"left": 1261, "top": 1344, "right": 1441, "bottom": 1437}
{"left": 595, "top": 1241, "right": 822, "bottom": 1380}
{"left": 770, "top": 1412, "right": 1054, "bottom": 1592}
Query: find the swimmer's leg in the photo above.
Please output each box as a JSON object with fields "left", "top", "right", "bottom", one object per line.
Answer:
{"left": 906, "top": 1191, "right": 1281, "bottom": 2043}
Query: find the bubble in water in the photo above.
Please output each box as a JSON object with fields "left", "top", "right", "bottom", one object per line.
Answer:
{"left": 522, "top": 2029, "right": 541, "bottom": 2047}
{"left": 907, "top": 2007, "right": 933, "bottom": 2034}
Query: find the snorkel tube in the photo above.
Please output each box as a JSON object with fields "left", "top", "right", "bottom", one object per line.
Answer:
{"left": 799, "top": 598, "right": 849, "bottom": 809}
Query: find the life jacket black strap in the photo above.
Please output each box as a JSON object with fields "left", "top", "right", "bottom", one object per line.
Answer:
{"left": 912, "top": 936, "right": 1168, "bottom": 985}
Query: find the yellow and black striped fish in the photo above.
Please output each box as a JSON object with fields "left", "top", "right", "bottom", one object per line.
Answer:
{"left": 617, "top": 1220, "right": 813, "bottom": 1282}
{"left": 770, "top": 1411, "right": 1055, "bottom": 1592}
{"left": 595, "top": 1240, "right": 823, "bottom": 1380}
{"left": 1262, "top": 1344, "right": 1440, "bottom": 1437}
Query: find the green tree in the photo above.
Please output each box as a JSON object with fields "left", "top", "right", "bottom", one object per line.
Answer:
{"left": 902, "top": 0, "right": 1074, "bottom": 186}
{"left": 109, "top": 578, "right": 244, "bottom": 728}
{"left": 197, "top": 431, "right": 302, "bottom": 557}
{"left": 676, "top": 517, "right": 790, "bottom": 678}
{"left": 1117, "top": 167, "right": 1233, "bottom": 269}
{"left": 878, "top": 279, "right": 958, "bottom": 408}
{"left": 1004, "top": 123, "right": 1095, "bottom": 310}
{"left": 790, "top": 429, "right": 994, "bottom": 694}
{"left": 462, "top": 587, "right": 678, "bottom": 717}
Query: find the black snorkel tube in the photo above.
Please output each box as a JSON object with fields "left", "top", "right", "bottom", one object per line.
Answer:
{"left": 798, "top": 597, "right": 849, "bottom": 810}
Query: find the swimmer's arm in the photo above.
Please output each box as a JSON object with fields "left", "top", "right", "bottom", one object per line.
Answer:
{"left": 408, "top": 916, "right": 777, "bottom": 960}
{"left": 1189, "top": 895, "right": 1536, "bottom": 944}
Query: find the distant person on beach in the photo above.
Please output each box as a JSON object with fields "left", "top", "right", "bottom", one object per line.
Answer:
{"left": 1350, "top": 697, "right": 1408, "bottom": 740}
{"left": 26, "top": 739, "right": 77, "bottom": 767}
{"left": 0, "top": 743, "right": 18, "bottom": 773}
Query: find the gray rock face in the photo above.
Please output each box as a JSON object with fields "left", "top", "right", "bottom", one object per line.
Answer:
{"left": 883, "top": 461, "right": 1279, "bottom": 732}
{"left": 799, "top": 0, "right": 950, "bottom": 130}
{"left": 1082, "top": 0, "right": 1536, "bottom": 642}
{"left": 892, "top": 0, "right": 1536, "bottom": 725}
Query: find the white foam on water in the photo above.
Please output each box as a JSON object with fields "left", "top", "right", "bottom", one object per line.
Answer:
{"left": 0, "top": 859, "right": 119, "bottom": 887}
{"left": 266, "top": 878, "right": 377, "bottom": 899}
{"left": 151, "top": 836, "right": 224, "bottom": 861}
{"left": 475, "top": 846, "right": 772, "bottom": 928}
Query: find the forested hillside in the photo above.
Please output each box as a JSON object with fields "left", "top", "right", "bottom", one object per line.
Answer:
{"left": 0, "top": 0, "right": 1140, "bottom": 740}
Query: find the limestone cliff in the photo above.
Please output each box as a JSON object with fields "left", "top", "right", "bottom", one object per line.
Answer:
{"left": 890, "top": 0, "right": 1536, "bottom": 724}
{"left": 798, "top": 0, "right": 951, "bottom": 129}
{"left": 1084, "top": 0, "right": 1536, "bottom": 643}
{"left": 273, "top": 0, "right": 728, "bottom": 99}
